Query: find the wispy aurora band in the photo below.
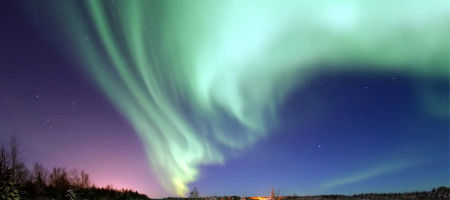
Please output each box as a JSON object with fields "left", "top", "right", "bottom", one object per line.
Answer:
{"left": 52, "top": 0, "right": 447, "bottom": 195}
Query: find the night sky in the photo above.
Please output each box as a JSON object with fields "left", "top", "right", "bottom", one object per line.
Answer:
{"left": 1, "top": 0, "right": 448, "bottom": 198}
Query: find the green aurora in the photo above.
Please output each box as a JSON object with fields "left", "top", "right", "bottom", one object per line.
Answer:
{"left": 40, "top": 0, "right": 448, "bottom": 195}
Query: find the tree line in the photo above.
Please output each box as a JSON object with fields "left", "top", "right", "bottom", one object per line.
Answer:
{"left": 0, "top": 135, "right": 150, "bottom": 200}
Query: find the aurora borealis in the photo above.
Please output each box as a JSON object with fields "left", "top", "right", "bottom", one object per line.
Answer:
{"left": 1, "top": 0, "right": 449, "bottom": 197}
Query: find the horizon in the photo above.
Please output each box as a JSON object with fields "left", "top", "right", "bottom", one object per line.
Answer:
{"left": 0, "top": 0, "right": 448, "bottom": 198}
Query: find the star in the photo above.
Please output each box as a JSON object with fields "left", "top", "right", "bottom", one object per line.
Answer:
{"left": 71, "top": 101, "right": 77, "bottom": 110}
{"left": 45, "top": 119, "right": 52, "bottom": 128}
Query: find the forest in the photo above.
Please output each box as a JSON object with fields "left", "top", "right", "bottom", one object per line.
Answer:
{"left": 0, "top": 135, "right": 150, "bottom": 200}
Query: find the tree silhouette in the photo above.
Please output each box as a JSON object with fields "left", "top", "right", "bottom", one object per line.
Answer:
{"left": 189, "top": 187, "right": 199, "bottom": 198}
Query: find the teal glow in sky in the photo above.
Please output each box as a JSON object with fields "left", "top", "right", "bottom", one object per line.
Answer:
{"left": 32, "top": 0, "right": 449, "bottom": 195}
